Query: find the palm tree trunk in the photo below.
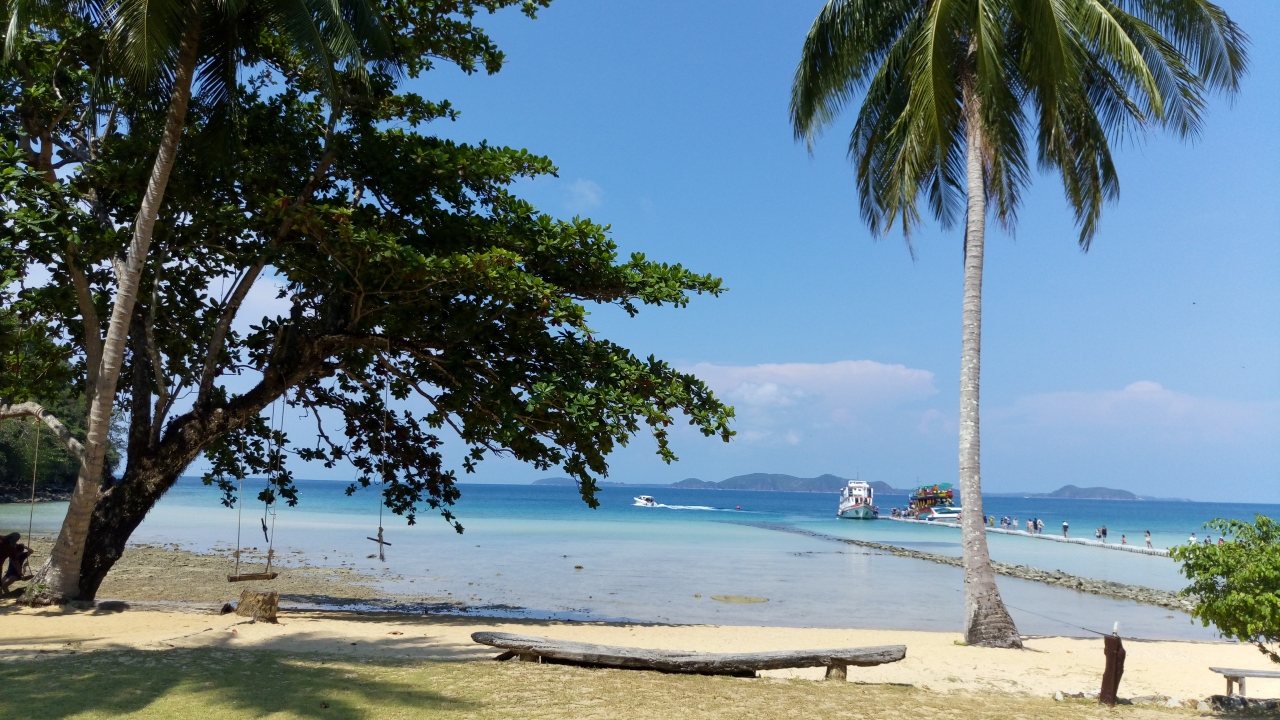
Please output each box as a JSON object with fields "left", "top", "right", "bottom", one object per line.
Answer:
{"left": 958, "top": 98, "right": 1021, "bottom": 648}
{"left": 27, "top": 10, "right": 202, "bottom": 603}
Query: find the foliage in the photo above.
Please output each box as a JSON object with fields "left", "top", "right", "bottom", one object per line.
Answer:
{"left": 0, "top": 390, "right": 117, "bottom": 494}
{"left": 1172, "top": 516, "right": 1280, "bottom": 663}
{"left": 790, "top": 0, "right": 1248, "bottom": 247}
{"left": 0, "top": 0, "right": 733, "bottom": 548}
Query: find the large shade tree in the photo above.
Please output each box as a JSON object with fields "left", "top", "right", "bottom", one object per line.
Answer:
{"left": 1, "top": 0, "right": 393, "bottom": 601}
{"left": 0, "top": 0, "right": 734, "bottom": 602}
{"left": 791, "top": 0, "right": 1246, "bottom": 647}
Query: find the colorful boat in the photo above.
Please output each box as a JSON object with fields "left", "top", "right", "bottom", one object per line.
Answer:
{"left": 908, "top": 483, "right": 960, "bottom": 520}
{"left": 837, "top": 480, "right": 877, "bottom": 520}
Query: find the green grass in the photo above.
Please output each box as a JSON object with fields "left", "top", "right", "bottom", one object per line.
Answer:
{"left": 0, "top": 649, "right": 1195, "bottom": 720}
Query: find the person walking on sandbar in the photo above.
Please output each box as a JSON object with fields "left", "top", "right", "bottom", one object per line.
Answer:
{"left": 1144, "top": 530, "right": 1152, "bottom": 549}
{"left": 1062, "top": 521, "right": 1069, "bottom": 538}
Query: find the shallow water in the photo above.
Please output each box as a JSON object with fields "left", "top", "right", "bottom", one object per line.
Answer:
{"left": 5, "top": 480, "right": 1275, "bottom": 641}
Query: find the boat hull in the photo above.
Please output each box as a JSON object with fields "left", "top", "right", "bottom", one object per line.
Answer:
{"left": 838, "top": 506, "right": 876, "bottom": 520}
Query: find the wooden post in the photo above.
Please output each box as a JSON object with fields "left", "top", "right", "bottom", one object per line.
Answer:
{"left": 1240, "top": 677, "right": 1246, "bottom": 697}
{"left": 1099, "top": 634, "right": 1125, "bottom": 705}
{"left": 234, "top": 590, "right": 279, "bottom": 623}
{"left": 517, "top": 652, "right": 539, "bottom": 663}
{"left": 824, "top": 663, "right": 847, "bottom": 681}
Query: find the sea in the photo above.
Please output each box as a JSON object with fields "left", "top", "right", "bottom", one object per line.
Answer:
{"left": 5, "top": 479, "right": 1276, "bottom": 641}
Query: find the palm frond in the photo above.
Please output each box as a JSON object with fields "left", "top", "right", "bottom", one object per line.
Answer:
{"left": 791, "top": 0, "right": 923, "bottom": 149}
{"left": 107, "top": 0, "right": 191, "bottom": 88}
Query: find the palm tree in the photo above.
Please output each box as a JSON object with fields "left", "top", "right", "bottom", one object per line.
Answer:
{"left": 2, "top": 0, "right": 389, "bottom": 602}
{"left": 791, "top": 0, "right": 1246, "bottom": 647}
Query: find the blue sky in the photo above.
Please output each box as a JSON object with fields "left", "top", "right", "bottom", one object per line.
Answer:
{"left": 222, "top": 1, "right": 1279, "bottom": 502}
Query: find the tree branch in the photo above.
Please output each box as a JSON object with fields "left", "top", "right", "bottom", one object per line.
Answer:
{"left": 0, "top": 402, "right": 87, "bottom": 465}
{"left": 64, "top": 248, "right": 103, "bottom": 396}
{"left": 195, "top": 143, "right": 339, "bottom": 406}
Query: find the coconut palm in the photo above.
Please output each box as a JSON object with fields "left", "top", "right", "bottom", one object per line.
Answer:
{"left": 791, "top": 0, "right": 1246, "bottom": 647}
{"left": 2, "top": 0, "right": 389, "bottom": 602}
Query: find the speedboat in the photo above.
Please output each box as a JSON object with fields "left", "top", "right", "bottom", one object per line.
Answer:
{"left": 921, "top": 505, "right": 963, "bottom": 521}
{"left": 634, "top": 495, "right": 657, "bottom": 507}
{"left": 837, "top": 480, "right": 877, "bottom": 519}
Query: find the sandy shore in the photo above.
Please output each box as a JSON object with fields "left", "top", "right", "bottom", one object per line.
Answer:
{"left": 0, "top": 602, "right": 1269, "bottom": 703}
{"left": 4, "top": 540, "right": 1270, "bottom": 706}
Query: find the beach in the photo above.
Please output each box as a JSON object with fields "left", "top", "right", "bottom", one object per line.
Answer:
{"left": 3, "top": 536, "right": 1275, "bottom": 709}
{"left": 2, "top": 603, "right": 1270, "bottom": 702}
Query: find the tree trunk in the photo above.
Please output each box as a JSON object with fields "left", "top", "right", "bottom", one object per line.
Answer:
{"left": 29, "top": 11, "right": 203, "bottom": 603}
{"left": 76, "top": 340, "right": 332, "bottom": 599}
{"left": 958, "top": 97, "right": 1022, "bottom": 649}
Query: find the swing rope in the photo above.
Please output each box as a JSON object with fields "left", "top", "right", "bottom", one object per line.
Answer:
{"left": 21, "top": 418, "right": 40, "bottom": 578}
{"left": 377, "top": 378, "right": 388, "bottom": 561}
{"left": 232, "top": 475, "right": 244, "bottom": 578}
{"left": 365, "top": 372, "right": 392, "bottom": 561}
{"left": 27, "top": 418, "right": 39, "bottom": 539}
{"left": 227, "top": 391, "right": 286, "bottom": 583}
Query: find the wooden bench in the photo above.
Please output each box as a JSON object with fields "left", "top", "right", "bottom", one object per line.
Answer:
{"left": 1210, "top": 667, "right": 1280, "bottom": 697}
{"left": 471, "top": 631, "right": 906, "bottom": 679}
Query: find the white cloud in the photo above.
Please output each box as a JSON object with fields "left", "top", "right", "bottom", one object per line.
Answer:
{"left": 992, "top": 381, "right": 1280, "bottom": 445}
{"left": 564, "top": 179, "right": 604, "bottom": 214}
{"left": 683, "top": 360, "right": 938, "bottom": 448}
{"left": 687, "top": 360, "right": 937, "bottom": 409}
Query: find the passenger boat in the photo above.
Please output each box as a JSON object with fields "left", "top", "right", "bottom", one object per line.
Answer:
{"left": 909, "top": 483, "right": 960, "bottom": 521}
{"left": 634, "top": 495, "right": 657, "bottom": 507}
{"left": 837, "top": 480, "right": 877, "bottom": 520}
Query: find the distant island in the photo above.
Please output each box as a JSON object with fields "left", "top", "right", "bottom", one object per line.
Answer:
{"left": 670, "top": 473, "right": 910, "bottom": 495}
{"left": 531, "top": 475, "right": 1162, "bottom": 500}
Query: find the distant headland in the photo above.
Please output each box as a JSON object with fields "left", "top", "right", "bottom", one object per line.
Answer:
{"left": 531, "top": 475, "right": 1176, "bottom": 500}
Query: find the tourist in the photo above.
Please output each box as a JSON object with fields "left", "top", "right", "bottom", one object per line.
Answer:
{"left": 0, "top": 532, "right": 31, "bottom": 587}
{"left": 1189, "top": 533, "right": 1197, "bottom": 544}
{"left": 1095, "top": 528, "right": 1102, "bottom": 540}
{"left": 1063, "top": 521, "right": 1069, "bottom": 538}
{"left": 1026, "top": 519, "right": 1033, "bottom": 533}
{"left": 1144, "top": 530, "right": 1152, "bottom": 549}
{"left": 1036, "top": 518, "right": 1044, "bottom": 534}
{"left": 1101, "top": 525, "right": 1108, "bottom": 542}
{"left": 1121, "top": 535, "right": 1127, "bottom": 545}
{"left": 1218, "top": 537, "right": 1225, "bottom": 546}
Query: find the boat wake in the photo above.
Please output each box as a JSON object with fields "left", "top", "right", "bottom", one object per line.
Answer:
{"left": 634, "top": 501, "right": 741, "bottom": 512}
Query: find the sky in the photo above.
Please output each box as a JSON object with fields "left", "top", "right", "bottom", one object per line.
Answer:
{"left": 215, "top": 0, "right": 1280, "bottom": 502}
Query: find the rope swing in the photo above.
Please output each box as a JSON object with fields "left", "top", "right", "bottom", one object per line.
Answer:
{"left": 366, "top": 376, "right": 392, "bottom": 561}
{"left": 227, "top": 391, "right": 286, "bottom": 583}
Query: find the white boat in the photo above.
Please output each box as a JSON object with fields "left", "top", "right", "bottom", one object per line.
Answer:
{"left": 837, "top": 480, "right": 877, "bottom": 520}
{"left": 634, "top": 495, "right": 657, "bottom": 507}
{"left": 921, "top": 506, "right": 962, "bottom": 521}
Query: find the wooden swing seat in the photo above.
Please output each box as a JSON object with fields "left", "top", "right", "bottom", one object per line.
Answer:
{"left": 227, "top": 572, "right": 279, "bottom": 582}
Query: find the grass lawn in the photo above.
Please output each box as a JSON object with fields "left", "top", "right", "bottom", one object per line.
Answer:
{"left": 1, "top": 649, "right": 1196, "bottom": 720}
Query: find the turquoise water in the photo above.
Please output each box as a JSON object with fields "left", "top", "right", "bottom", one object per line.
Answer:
{"left": 5, "top": 479, "right": 1276, "bottom": 640}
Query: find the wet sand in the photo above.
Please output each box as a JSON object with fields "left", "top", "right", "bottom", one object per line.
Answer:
{"left": 11, "top": 538, "right": 434, "bottom": 610}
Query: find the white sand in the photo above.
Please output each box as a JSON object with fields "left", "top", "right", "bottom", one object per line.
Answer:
{"left": 1, "top": 604, "right": 1270, "bottom": 701}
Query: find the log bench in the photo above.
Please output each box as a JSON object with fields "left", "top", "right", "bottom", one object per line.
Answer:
{"left": 1210, "top": 667, "right": 1280, "bottom": 697}
{"left": 471, "top": 631, "right": 906, "bottom": 679}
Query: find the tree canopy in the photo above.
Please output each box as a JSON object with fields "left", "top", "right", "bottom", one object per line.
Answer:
{"left": 1173, "top": 516, "right": 1280, "bottom": 664}
{"left": 0, "top": 0, "right": 734, "bottom": 599}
